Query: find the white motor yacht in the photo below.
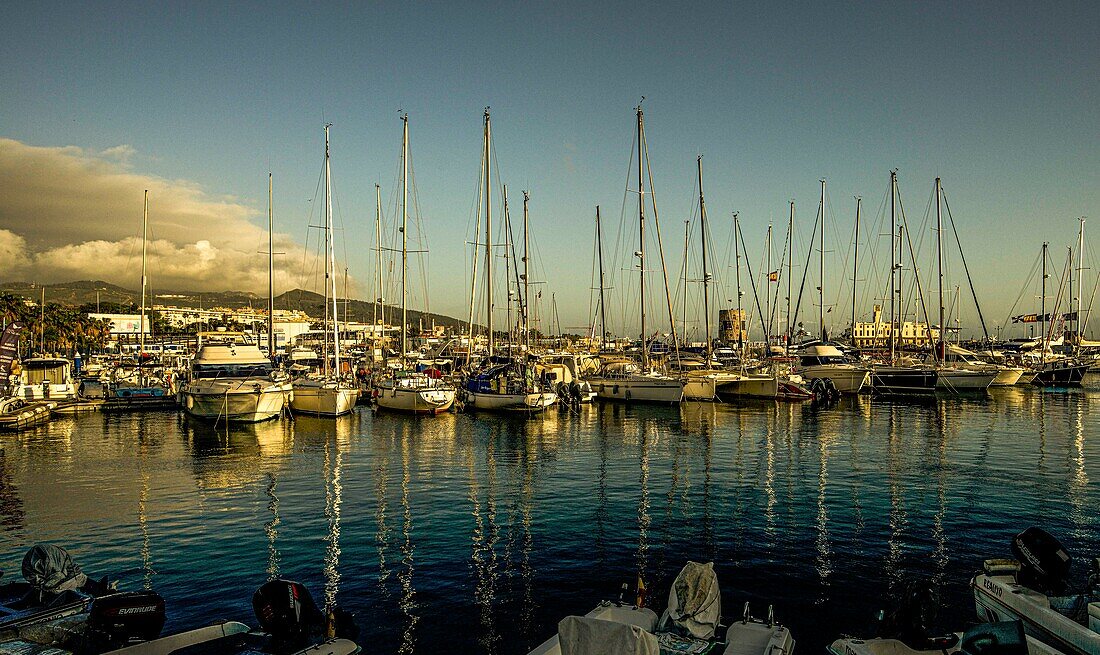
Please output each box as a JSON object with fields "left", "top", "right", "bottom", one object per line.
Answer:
{"left": 972, "top": 528, "right": 1100, "bottom": 655}
{"left": 10, "top": 357, "right": 78, "bottom": 401}
{"left": 793, "top": 345, "right": 870, "bottom": 394}
{"left": 528, "top": 561, "right": 793, "bottom": 655}
{"left": 179, "top": 336, "right": 291, "bottom": 423}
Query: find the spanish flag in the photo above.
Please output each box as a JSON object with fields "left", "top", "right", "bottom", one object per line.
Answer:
{"left": 767, "top": 270, "right": 779, "bottom": 282}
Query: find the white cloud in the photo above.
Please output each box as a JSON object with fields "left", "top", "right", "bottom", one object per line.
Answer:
{"left": 0, "top": 138, "right": 353, "bottom": 295}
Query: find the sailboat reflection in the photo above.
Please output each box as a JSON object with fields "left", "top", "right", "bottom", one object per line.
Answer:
{"left": 265, "top": 471, "right": 280, "bottom": 580}
{"left": 321, "top": 423, "right": 352, "bottom": 613}
{"left": 397, "top": 427, "right": 419, "bottom": 655}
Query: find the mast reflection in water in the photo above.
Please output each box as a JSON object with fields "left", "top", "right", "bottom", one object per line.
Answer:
{"left": 0, "top": 385, "right": 1097, "bottom": 653}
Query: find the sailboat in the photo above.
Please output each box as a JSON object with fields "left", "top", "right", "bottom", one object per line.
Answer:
{"left": 867, "top": 170, "right": 938, "bottom": 396}
{"left": 373, "top": 114, "right": 456, "bottom": 414}
{"left": 588, "top": 104, "right": 684, "bottom": 404}
{"left": 462, "top": 109, "right": 558, "bottom": 413}
{"left": 289, "top": 124, "right": 358, "bottom": 416}
{"left": 108, "top": 189, "right": 176, "bottom": 406}
{"left": 677, "top": 156, "right": 758, "bottom": 400}
{"left": 926, "top": 177, "right": 997, "bottom": 392}
{"left": 1028, "top": 235, "right": 1090, "bottom": 386}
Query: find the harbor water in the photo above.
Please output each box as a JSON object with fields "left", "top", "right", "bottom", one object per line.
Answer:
{"left": 2, "top": 382, "right": 1098, "bottom": 653}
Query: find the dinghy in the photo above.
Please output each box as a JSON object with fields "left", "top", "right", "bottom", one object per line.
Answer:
{"left": 527, "top": 561, "right": 793, "bottom": 655}
{"left": 972, "top": 527, "right": 1100, "bottom": 655}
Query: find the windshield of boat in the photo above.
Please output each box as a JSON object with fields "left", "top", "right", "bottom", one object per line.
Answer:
{"left": 193, "top": 362, "right": 273, "bottom": 379}
{"left": 800, "top": 355, "right": 847, "bottom": 365}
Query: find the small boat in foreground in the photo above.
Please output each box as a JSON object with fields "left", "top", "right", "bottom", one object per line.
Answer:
{"left": 527, "top": 561, "right": 793, "bottom": 655}
{"left": 972, "top": 527, "right": 1100, "bottom": 655}
{"left": 0, "top": 398, "right": 53, "bottom": 431}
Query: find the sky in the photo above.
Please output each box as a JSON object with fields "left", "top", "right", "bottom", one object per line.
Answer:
{"left": 1, "top": 1, "right": 1097, "bottom": 339}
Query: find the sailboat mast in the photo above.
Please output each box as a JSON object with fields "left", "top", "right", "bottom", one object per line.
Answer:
{"left": 889, "top": 170, "right": 897, "bottom": 362}
{"left": 484, "top": 109, "right": 494, "bottom": 357}
{"left": 818, "top": 179, "right": 826, "bottom": 341}
{"left": 140, "top": 189, "right": 148, "bottom": 363}
{"left": 324, "top": 123, "right": 339, "bottom": 377}
{"left": 851, "top": 196, "right": 860, "bottom": 344}
{"left": 935, "top": 177, "right": 945, "bottom": 361}
{"left": 268, "top": 175, "right": 275, "bottom": 360}
{"left": 734, "top": 212, "right": 744, "bottom": 362}
{"left": 400, "top": 113, "right": 409, "bottom": 362}
{"left": 697, "top": 156, "right": 711, "bottom": 362}
{"left": 1041, "top": 241, "right": 1047, "bottom": 362}
{"left": 523, "top": 190, "right": 531, "bottom": 352}
{"left": 637, "top": 105, "right": 648, "bottom": 369}
{"left": 787, "top": 201, "right": 793, "bottom": 355}
{"left": 375, "top": 184, "right": 384, "bottom": 330}
{"left": 596, "top": 206, "right": 607, "bottom": 351}
{"left": 1077, "top": 217, "right": 1085, "bottom": 355}
{"left": 681, "top": 220, "right": 689, "bottom": 343}
{"left": 764, "top": 224, "right": 772, "bottom": 343}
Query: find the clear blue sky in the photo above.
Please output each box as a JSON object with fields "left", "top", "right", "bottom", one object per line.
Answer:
{"left": 2, "top": 1, "right": 1097, "bottom": 338}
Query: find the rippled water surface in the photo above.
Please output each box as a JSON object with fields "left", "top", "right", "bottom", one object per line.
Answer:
{"left": 2, "top": 381, "right": 1099, "bottom": 654}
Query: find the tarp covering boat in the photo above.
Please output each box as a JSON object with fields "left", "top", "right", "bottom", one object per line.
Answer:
{"left": 661, "top": 561, "right": 721, "bottom": 640}
{"left": 21, "top": 544, "right": 87, "bottom": 594}
{"left": 558, "top": 615, "right": 659, "bottom": 655}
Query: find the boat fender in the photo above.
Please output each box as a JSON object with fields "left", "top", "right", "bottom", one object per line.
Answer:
{"left": 613, "top": 385, "right": 619, "bottom": 395}
{"left": 625, "top": 389, "right": 631, "bottom": 400}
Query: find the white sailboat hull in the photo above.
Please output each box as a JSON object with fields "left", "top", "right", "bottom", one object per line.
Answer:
{"left": 290, "top": 380, "right": 357, "bottom": 416}
{"left": 716, "top": 374, "right": 779, "bottom": 399}
{"left": 466, "top": 390, "right": 557, "bottom": 412}
{"left": 793, "top": 366, "right": 869, "bottom": 394}
{"left": 590, "top": 375, "right": 684, "bottom": 403}
{"left": 374, "top": 379, "right": 456, "bottom": 414}
{"left": 991, "top": 366, "right": 1026, "bottom": 386}
{"left": 936, "top": 368, "right": 996, "bottom": 391}
{"left": 181, "top": 379, "right": 291, "bottom": 423}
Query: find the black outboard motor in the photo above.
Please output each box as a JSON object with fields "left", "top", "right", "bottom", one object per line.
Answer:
{"left": 1012, "top": 527, "right": 1071, "bottom": 595}
{"left": 958, "top": 620, "right": 1028, "bottom": 655}
{"left": 84, "top": 591, "right": 166, "bottom": 651}
{"left": 876, "top": 579, "right": 944, "bottom": 649}
{"left": 252, "top": 580, "right": 325, "bottom": 653}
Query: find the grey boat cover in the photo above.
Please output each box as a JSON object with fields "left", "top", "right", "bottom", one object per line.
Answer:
{"left": 21, "top": 544, "right": 87, "bottom": 593}
{"left": 661, "top": 561, "right": 721, "bottom": 640}
{"left": 558, "top": 615, "right": 659, "bottom": 655}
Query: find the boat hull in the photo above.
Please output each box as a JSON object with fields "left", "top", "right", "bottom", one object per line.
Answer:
{"left": 590, "top": 376, "right": 684, "bottom": 403}
{"left": 870, "top": 367, "right": 937, "bottom": 396}
{"left": 290, "top": 381, "right": 357, "bottom": 416}
{"left": 465, "top": 390, "right": 557, "bottom": 412}
{"left": 795, "top": 366, "right": 869, "bottom": 394}
{"left": 181, "top": 380, "right": 291, "bottom": 423}
{"left": 936, "top": 368, "right": 996, "bottom": 391}
{"left": 973, "top": 572, "right": 1100, "bottom": 655}
{"left": 374, "top": 381, "right": 455, "bottom": 414}
{"left": 1031, "top": 362, "right": 1089, "bottom": 387}
{"left": 716, "top": 375, "right": 779, "bottom": 399}
{"left": 990, "top": 367, "right": 1026, "bottom": 386}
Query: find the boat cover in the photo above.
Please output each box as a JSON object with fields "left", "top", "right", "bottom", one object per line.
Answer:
{"left": 662, "top": 561, "right": 721, "bottom": 640}
{"left": 21, "top": 544, "right": 87, "bottom": 593}
{"left": 558, "top": 616, "right": 658, "bottom": 655}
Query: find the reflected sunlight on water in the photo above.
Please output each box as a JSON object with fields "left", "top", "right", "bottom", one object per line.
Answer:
{"left": 1, "top": 380, "right": 1099, "bottom": 653}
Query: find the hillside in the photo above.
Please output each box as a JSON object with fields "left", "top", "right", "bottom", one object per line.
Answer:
{"left": 0, "top": 280, "right": 471, "bottom": 329}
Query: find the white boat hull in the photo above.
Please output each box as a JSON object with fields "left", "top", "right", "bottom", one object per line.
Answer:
{"left": 290, "top": 380, "right": 357, "bottom": 416}
{"left": 374, "top": 380, "right": 456, "bottom": 414}
{"left": 973, "top": 571, "right": 1100, "bottom": 655}
{"left": 794, "top": 366, "right": 869, "bottom": 394}
{"left": 991, "top": 367, "right": 1026, "bottom": 386}
{"left": 466, "top": 390, "right": 557, "bottom": 412}
{"left": 181, "top": 380, "right": 291, "bottom": 423}
{"left": 936, "top": 368, "right": 996, "bottom": 391}
{"left": 716, "top": 374, "right": 779, "bottom": 399}
{"left": 590, "top": 376, "right": 684, "bottom": 403}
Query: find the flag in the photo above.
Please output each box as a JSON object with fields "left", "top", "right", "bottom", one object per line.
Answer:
{"left": 767, "top": 270, "right": 779, "bottom": 282}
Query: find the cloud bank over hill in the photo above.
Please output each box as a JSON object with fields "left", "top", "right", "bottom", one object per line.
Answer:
{"left": 0, "top": 138, "right": 352, "bottom": 295}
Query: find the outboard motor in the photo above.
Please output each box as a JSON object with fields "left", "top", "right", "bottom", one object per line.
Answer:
{"left": 958, "top": 620, "right": 1028, "bottom": 655}
{"left": 1011, "top": 527, "right": 1071, "bottom": 595}
{"left": 877, "top": 579, "right": 942, "bottom": 648}
{"left": 85, "top": 591, "right": 166, "bottom": 650}
{"left": 252, "top": 580, "right": 325, "bottom": 653}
